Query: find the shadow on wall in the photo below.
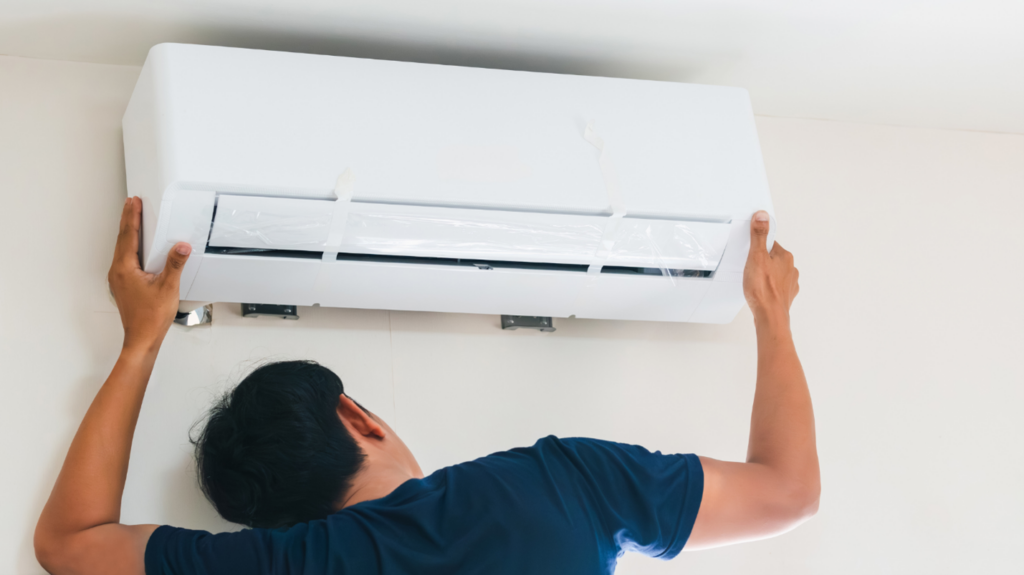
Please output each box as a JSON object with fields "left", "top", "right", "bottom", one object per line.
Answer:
{"left": 0, "top": 11, "right": 711, "bottom": 80}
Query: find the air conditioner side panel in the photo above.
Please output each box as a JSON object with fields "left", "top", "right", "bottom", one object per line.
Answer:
{"left": 122, "top": 52, "right": 163, "bottom": 270}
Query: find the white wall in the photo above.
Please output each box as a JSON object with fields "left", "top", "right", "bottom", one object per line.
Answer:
{"left": 1, "top": 55, "right": 1021, "bottom": 574}
{"left": 2, "top": 1, "right": 1022, "bottom": 134}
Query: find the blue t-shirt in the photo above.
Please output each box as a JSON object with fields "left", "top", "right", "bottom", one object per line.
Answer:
{"left": 145, "top": 436, "right": 704, "bottom": 575}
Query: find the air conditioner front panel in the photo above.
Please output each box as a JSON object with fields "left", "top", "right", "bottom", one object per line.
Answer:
{"left": 150, "top": 44, "right": 767, "bottom": 216}
{"left": 185, "top": 255, "right": 322, "bottom": 306}
{"left": 156, "top": 46, "right": 610, "bottom": 212}
{"left": 185, "top": 255, "right": 713, "bottom": 321}
{"left": 310, "top": 260, "right": 591, "bottom": 317}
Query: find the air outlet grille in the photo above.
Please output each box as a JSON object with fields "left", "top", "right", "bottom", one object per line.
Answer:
{"left": 204, "top": 247, "right": 714, "bottom": 278}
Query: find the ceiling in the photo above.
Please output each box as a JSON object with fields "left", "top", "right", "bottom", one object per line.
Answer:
{"left": 2, "top": 0, "right": 1022, "bottom": 133}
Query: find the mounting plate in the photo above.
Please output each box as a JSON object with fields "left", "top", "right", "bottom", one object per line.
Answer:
{"left": 174, "top": 304, "right": 212, "bottom": 327}
{"left": 500, "top": 315, "right": 555, "bottom": 332}
{"left": 241, "top": 303, "right": 299, "bottom": 320}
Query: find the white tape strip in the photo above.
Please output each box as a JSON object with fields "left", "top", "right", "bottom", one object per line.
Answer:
{"left": 584, "top": 122, "right": 626, "bottom": 274}
{"left": 322, "top": 169, "right": 354, "bottom": 262}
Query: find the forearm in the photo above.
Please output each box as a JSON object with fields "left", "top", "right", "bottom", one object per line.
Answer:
{"left": 746, "top": 312, "right": 819, "bottom": 498}
{"left": 34, "top": 198, "right": 189, "bottom": 574}
{"left": 37, "top": 346, "right": 159, "bottom": 540}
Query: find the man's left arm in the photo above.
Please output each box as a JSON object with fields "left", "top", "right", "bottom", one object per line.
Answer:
{"left": 34, "top": 197, "right": 192, "bottom": 575}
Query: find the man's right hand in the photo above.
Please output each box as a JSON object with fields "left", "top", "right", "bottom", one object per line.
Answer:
{"left": 742, "top": 211, "right": 799, "bottom": 325}
{"left": 108, "top": 196, "right": 192, "bottom": 353}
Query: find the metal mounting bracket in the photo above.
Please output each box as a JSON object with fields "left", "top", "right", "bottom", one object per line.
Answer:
{"left": 500, "top": 315, "right": 555, "bottom": 332}
{"left": 241, "top": 303, "right": 299, "bottom": 320}
{"left": 174, "top": 304, "right": 213, "bottom": 327}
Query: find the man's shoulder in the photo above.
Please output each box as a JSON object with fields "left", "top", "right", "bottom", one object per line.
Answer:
{"left": 469, "top": 435, "right": 600, "bottom": 461}
{"left": 453, "top": 436, "right": 621, "bottom": 477}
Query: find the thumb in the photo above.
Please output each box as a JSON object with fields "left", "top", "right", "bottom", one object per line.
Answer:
{"left": 159, "top": 242, "right": 192, "bottom": 286}
{"left": 748, "top": 211, "right": 771, "bottom": 258}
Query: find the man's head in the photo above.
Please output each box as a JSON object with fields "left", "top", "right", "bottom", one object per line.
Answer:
{"left": 192, "top": 361, "right": 368, "bottom": 529}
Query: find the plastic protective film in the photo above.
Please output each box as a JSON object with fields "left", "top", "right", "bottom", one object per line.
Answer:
{"left": 341, "top": 212, "right": 604, "bottom": 262}
{"left": 209, "top": 206, "right": 334, "bottom": 249}
{"left": 208, "top": 204, "right": 726, "bottom": 277}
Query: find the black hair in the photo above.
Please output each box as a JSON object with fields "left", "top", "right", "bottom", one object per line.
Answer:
{"left": 191, "top": 360, "right": 366, "bottom": 529}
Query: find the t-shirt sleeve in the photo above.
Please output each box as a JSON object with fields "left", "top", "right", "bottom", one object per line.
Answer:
{"left": 553, "top": 437, "right": 704, "bottom": 559}
{"left": 145, "top": 521, "right": 330, "bottom": 575}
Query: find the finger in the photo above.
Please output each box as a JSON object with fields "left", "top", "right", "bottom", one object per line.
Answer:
{"left": 771, "top": 241, "right": 791, "bottom": 260}
{"left": 119, "top": 197, "right": 141, "bottom": 263}
{"left": 157, "top": 242, "right": 192, "bottom": 289}
{"left": 117, "top": 197, "right": 131, "bottom": 235}
{"left": 113, "top": 197, "right": 139, "bottom": 268}
{"left": 748, "top": 211, "right": 771, "bottom": 259}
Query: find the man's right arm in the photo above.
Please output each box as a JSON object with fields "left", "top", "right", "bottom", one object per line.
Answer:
{"left": 34, "top": 198, "right": 184, "bottom": 574}
{"left": 685, "top": 211, "right": 820, "bottom": 550}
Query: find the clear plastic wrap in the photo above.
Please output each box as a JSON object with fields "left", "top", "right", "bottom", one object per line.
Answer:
{"left": 207, "top": 197, "right": 729, "bottom": 278}
{"left": 209, "top": 203, "right": 333, "bottom": 249}
{"left": 340, "top": 212, "right": 606, "bottom": 263}
{"left": 606, "top": 219, "right": 725, "bottom": 282}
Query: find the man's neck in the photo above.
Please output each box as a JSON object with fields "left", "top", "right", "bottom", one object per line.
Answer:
{"left": 339, "top": 457, "right": 422, "bottom": 509}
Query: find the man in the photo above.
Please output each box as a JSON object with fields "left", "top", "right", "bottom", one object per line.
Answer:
{"left": 35, "top": 197, "right": 818, "bottom": 574}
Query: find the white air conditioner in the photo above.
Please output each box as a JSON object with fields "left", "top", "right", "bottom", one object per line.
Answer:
{"left": 123, "top": 43, "right": 774, "bottom": 324}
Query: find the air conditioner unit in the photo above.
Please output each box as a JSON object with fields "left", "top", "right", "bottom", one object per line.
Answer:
{"left": 123, "top": 43, "right": 774, "bottom": 324}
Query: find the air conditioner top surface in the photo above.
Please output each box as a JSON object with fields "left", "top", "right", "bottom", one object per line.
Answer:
{"left": 130, "top": 43, "right": 770, "bottom": 220}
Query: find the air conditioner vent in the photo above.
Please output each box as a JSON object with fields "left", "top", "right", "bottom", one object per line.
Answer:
{"left": 205, "top": 246, "right": 714, "bottom": 278}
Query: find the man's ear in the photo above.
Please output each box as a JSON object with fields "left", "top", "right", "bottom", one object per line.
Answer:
{"left": 337, "top": 395, "right": 386, "bottom": 439}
